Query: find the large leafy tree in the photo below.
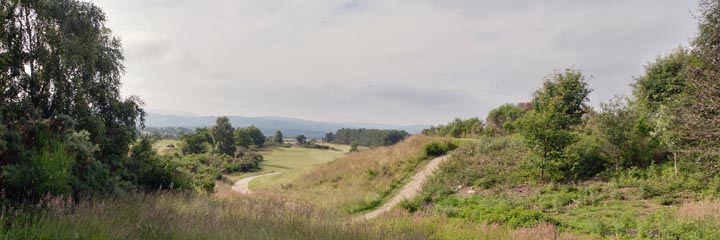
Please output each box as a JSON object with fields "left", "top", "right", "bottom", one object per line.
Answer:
{"left": 234, "top": 128, "right": 254, "bottom": 148}
{"left": 0, "top": 0, "right": 145, "bottom": 197}
{"left": 519, "top": 69, "right": 592, "bottom": 181}
{"left": 212, "top": 117, "right": 235, "bottom": 156}
{"left": 630, "top": 49, "right": 693, "bottom": 174}
{"left": 273, "top": 130, "right": 283, "bottom": 144}
{"left": 245, "top": 126, "right": 265, "bottom": 146}
{"left": 180, "top": 128, "right": 213, "bottom": 155}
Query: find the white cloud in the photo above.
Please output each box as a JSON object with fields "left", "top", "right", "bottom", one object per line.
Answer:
{"left": 91, "top": 0, "right": 698, "bottom": 125}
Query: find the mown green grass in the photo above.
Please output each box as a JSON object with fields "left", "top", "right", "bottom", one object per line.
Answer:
{"left": 250, "top": 147, "right": 346, "bottom": 188}
{"left": 153, "top": 139, "right": 182, "bottom": 155}
{"left": 222, "top": 146, "right": 345, "bottom": 183}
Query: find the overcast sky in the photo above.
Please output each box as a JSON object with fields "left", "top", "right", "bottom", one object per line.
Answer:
{"left": 90, "top": 0, "right": 699, "bottom": 125}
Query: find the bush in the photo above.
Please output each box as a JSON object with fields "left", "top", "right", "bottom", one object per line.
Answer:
{"left": 1, "top": 123, "right": 78, "bottom": 200}
{"left": 424, "top": 141, "right": 458, "bottom": 157}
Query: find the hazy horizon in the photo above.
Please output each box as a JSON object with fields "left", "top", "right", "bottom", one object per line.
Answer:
{"left": 92, "top": 0, "right": 699, "bottom": 125}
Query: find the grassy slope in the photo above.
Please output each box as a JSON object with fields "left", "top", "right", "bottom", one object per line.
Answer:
{"left": 254, "top": 135, "right": 442, "bottom": 214}
{"left": 250, "top": 147, "right": 346, "bottom": 188}
{"left": 391, "top": 134, "right": 720, "bottom": 239}
{"left": 216, "top": 146, "right": 346, "bottom": 197}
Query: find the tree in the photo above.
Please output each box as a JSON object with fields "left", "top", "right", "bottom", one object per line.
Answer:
{"left": 486, "top": 104, "right": 527, "bottom": 133}
{"left": 350, "top": 141, "right": 359, "bottom": 152}
{"left": 677, "top": 0, "right": 720, "bottom": 155}
{"left": 274, "top": 130, "right": 284, "bottom": 144}
{"left": 295, "top": 135, "right": 307, "bottom": 145}
{"left": 519, "top": 69, "right": 592, "bottom": 181}
{"left": 180, "top": 128, "right": 213, "bottom": 155}
{"left": 234, "top": 128, "right": 254, "bottom": 148}
{"left": 0, "top": 0, "right": 147, "bottom": 198}
{"left": 631, "top": 48, "right": 692, "bottom": 175}
{"left": 323, "top": 132, "right": 335, "bottom": 142}
{"left": 212, "top": 117, "right": 235, "bottom": 156}
{"left": 330, "top": 128, "right": 409, "bottom": 146}
{"left": 594, "top": 97, "right": 659, "bottom": 171}
{"left": 633, "top": 48, "right": 691, "bottom": 112}
{"left": 245, "top": 126, "right": 265, "bottom": 146}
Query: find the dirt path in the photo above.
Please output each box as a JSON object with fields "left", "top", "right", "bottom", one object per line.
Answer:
{"left": 232, "top": 172, "right": 281, "bottom": 194}
{"left": 358, "top": 155, "right": 449, "bottom": 221}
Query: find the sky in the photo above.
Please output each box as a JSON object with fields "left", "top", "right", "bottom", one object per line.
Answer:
{"left": 90, "top": 0, "right": 699, "bottom": 125}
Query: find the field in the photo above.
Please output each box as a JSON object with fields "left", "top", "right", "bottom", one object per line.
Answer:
{"left": 249, "top": 147, "right": 346, "bottom": 188}
{"left": 152, "top": 139, "right": 182, "bottom": 155}
{"left": 254, "top": 135, "right": 442, "bottom": 214}
{"left": 218, "top": 146, "right": 347, "bottom": 194}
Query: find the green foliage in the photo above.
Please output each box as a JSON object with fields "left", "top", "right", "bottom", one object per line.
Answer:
{"left": 423, "top": 141, "right": 458, "bottom": 157}
{"left": 125, "top": 137, "right": 178, "bottom": 191}
{"left": 419, "top": 135, "right": 531, "bottom": 202}
{"left": 518, "top": 69, "right": 591, "bottom": 181}
{"left": 295, "top": 134, "right": 307, "bottom": 145}
{"left": 637, "top": 209, "right": 720, "bottom": 239}
{"left": 212, "top": 117, "right": 235, "bottom": 156}
{"left": 350, "top": 141, "right": 359, "bottom": 152}
{"left": 233, "top": 128, "right": 255, "bottom": 148}
{"left": 2, "top": 134, "right": 74, "bottom": 199}
{"left": 633, "top": 48, "right": 690, "bottom": 111}
{"left": 561, "top": 134, "right": 607, "bottom": 180}
{"left": 422, "top": 118, "right": 484, "bottom": 138}
{"left": 245, "top": 126, "right": 265, "bottom": 146}
{"left": 180, "top": 128, "right": 213, "bottom": 155}
{"left": 592, "top": 97, "right": 663, "bottom": 170}
{"left": 234, "top": 126, "right": 265, "bottom": 147}
{"left": 676, "top": 0, "right": 720, "bottom": 153}
{"left": 323, "top": 132, "right": 335, "bottom": 142}
{"left": 329, "top": 128, "right": 409, "bottom": 146}
{"left": 273, "top": 130, "right": 284, "bottom": 144}
{"left": 433, "top": 195, "right": 555, "bottom": 228}
{"left": 486, "top": 104, "right": 528, "bottom": 134}
{"left": 0, "top": 0, "right": 146, "bottom": 200}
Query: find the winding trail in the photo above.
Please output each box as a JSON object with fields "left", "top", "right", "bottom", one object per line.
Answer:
{"left": 358, "top": 155, "right": 449, "bottom": 221}
{"left": 232, "top": 172, "right": 280, "bottom": 194}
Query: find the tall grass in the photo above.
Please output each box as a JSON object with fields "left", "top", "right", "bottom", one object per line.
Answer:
{"left": 0, "top": 192, "right": 427, "bottom": 240}
{"left": 370, "top": 210, "right": 598, "bottom": 240}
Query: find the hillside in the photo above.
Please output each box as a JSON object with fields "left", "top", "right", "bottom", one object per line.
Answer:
{"left": 145, "top": 112, "right": 429, "bottom": 138}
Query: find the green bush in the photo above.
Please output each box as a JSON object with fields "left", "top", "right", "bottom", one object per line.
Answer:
{"left": 1, "top": 126, "right": 75, "bottom": 199}
{"left": 424, "top": 141, "right": 458, "bottom": 157}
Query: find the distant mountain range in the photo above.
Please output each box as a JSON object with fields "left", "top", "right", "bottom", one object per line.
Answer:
{"left": 144, "top": 112, "right": 429, "bottom": 139}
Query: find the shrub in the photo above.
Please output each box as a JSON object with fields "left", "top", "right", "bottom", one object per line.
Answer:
{"left": 424, "top": 141, "right": 458, "bottom": 157}
{"left": 1, "top": 126, "right": 75, "bottom": 199}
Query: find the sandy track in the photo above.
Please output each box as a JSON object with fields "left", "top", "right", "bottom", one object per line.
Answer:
{"left": 232, "top": 172, "right": 281, "bottom": 194}
{"left": 358, "top": 155, "right": 449, "bottom": 221}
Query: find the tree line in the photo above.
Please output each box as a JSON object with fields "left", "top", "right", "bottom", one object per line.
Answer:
{"left": 324, "top": 128, "right": 409, "bottom": 147}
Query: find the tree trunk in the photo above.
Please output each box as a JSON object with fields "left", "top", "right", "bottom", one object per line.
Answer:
{"left": 541, "top": 150, "right": 547, "bottom": 182}
{"left": 674, "top": 152, "right": 678, "bottom": 176}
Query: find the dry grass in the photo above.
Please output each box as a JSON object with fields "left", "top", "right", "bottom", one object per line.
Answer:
{"left": 0, "top": 192, "right": 428, "bottom": 240}
{"left": 255, "top": 135, "right": 437, "bottom": 214}
{"left": 677, "top": 199, "right": 720, "bottom": 222}
{"left": 370, "top": 210, "right": 599, "bottom": 240}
